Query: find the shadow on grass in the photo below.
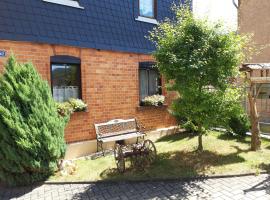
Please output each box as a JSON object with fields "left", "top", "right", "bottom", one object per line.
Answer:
{"left": 158, "top": 131, "right": 250, "bottom": 145}
{"left": 217, "top": 133, "right": 250, "bottom": 144}
{"left": 156, "top": 131, "right": 196, "bottom": 143}
{"left": 259, "top": 163, "right": 270, "bottom": 172}
{"left": 99, "top": 145, "right": 247, "bottom": 182}
{"left": 264, "top": 145, "right": 270, "bottom": 150}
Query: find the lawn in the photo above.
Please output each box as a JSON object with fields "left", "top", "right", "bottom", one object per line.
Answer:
{"left": 49, "top": 131, "right": 270, "bottom": 182}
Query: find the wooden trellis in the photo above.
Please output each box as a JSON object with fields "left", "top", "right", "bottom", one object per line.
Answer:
{"left": 240, "top": 63, "right": 270, "bottom": 150}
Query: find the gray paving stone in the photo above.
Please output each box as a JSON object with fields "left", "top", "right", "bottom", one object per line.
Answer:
{"left": 1, "top": 174, "right": 270, "bottom": 200}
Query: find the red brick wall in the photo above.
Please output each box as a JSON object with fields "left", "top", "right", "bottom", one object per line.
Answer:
{"left": 0, "top": 40, "right": 177, "bottom": 143}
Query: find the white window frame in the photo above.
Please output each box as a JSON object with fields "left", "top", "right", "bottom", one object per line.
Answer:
{"left": 43, "top": 0, "right": 84, "bottom": 9}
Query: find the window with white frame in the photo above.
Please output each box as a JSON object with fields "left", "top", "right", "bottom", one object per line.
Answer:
{"left": 139, "top": 0, "right": 156, "bottom": 19}
{"left": 42, "top": 0, "right": 84, "bottom": 9}
{"left": 136, "top": 0, "right": 158, "bottom": 24}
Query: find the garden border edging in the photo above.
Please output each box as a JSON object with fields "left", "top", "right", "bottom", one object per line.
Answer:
{"left": 44, "top": 171, "right": 270, "bottom": 185}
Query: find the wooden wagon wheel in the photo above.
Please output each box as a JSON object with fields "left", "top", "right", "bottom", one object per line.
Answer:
{"left": 143, "top": 139, "right": 157, "bottom": 165}
{"left": 130, "top": 144, "right": 145, "bottom": 170}
{"left": 114, "top": 144, "right": 125, "bottom": 173}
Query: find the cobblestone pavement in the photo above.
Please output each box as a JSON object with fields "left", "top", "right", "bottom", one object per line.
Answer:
{"left": 0, "top": 174, "right": 270, "bottom": 200}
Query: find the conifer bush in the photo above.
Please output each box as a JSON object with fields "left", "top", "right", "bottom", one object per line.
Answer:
{"left": 0, "top": 56, "right": 68, "bottom": 186}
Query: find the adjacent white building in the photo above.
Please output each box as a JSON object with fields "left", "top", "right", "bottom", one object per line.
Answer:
{"left": 193, "top": 0, "right": 238, "bottom": 31}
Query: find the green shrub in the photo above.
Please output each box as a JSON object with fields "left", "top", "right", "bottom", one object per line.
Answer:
{"left": 229, "top": 114, "right": 250, "bottom": 136}
{"left": 182, "top": 120, "right": 198, "bottom": 133}
{"left": 0, "top": 56, "right": 69, "bottom": 186}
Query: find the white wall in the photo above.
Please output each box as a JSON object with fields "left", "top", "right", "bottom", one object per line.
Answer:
{"left": 193, "top": 0, "right": 238, "bottom": 31}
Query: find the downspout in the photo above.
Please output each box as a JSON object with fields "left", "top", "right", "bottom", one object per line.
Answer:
{"left": 232, "top": 0, "right": 239, "bottom": 9}
{"left": 232, "top": 0, "right": 239, "bottom": 34}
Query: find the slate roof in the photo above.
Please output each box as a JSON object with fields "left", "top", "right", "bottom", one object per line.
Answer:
{"left": 0, "top": 0, "right": 177, "bottom": 54}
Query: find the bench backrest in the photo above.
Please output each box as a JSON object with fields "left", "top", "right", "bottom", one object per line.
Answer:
{"left": 94, "top": 119, "right": 138, "bottom": 139}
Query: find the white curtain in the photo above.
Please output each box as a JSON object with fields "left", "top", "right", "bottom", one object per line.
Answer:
{"left": 53, "top": 86, "right": 79, "bottom": 102}
{"left": 149, "top": 70, "right": 158, "bottom": 95}
{"left": 140, "top": 69, "right": 159, "bottom": 101}
{"left": 140, "top": 70, "right": 148, "bottom": 100}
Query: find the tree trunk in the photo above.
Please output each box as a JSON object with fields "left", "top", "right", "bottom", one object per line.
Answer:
{"left": 248, "top": 89, "right": 261, "bottom": 151}
{"left": 198, "top": 134, "right": 203, "bottom": 152}
{"left": 197, "top": 125, "right": 203, "bottom": 152}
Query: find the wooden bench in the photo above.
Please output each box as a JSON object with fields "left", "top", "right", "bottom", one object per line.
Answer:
{"left": 94, "top": 119, "right": 145, "bottom": 155}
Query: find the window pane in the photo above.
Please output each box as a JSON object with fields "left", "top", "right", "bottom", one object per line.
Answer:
{"left": 65, "top": 65, "right": 80, "bottom": 100}
{"left": 52, "top": 64, "right": 66, "bottom": 86}
{"left": 139, "top": 68, "right": 161, "bottom": 102}
{"left": 140, "top": 0, "right": 154, "bottom": 18}
{"left": 149, "top": 70, "right": 159, "bottom": 95}
{"left": 140, "top": 69, "right": 148, "bottom": 100}
{"left": 51, "top": 64, "right": 80, "bottom": 102}
{"left": 66, "top": 65, "right": 80, "bottom": 86}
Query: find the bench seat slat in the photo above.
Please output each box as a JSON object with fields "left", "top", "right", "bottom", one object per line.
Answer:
{"left": 98, "top": 129, "right": 137, "bottom": 138}
{"left": 98, "top": 132, "right": 145, "bottom": 143}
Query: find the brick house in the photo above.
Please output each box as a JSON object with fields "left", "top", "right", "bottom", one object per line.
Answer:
{"left": 239, "top": 0, "right": 270, "bottom": 126}
{"left": 0, "top": 0, "right": 179, "bottom": 158}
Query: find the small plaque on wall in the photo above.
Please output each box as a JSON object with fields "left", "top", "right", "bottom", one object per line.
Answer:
{"left": 0, "top": 50, "right": 6, "bottom": 57}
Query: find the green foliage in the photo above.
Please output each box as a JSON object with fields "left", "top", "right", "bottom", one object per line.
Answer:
{"left": 0, "top": 56, "right": 68, "bottom": 186}
{"left": 57, "top": 98, "right": 87, "bottom": 116}
{"left": 229, "top": 114, "right": 251, "bottom": 136}
{"left": 149, "top": 5, "right": 250, "bottom": 150}
{"left": 56, "top": 101, "right": 74, "bottom": 116}
{"left": 182, "top": 120, "right": 198, "bottom": 133}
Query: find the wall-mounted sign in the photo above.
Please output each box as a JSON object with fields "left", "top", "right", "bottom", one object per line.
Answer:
{"left": 0, "top": 50, "right": 6, "bottom": 57}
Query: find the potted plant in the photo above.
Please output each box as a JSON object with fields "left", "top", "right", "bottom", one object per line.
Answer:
{"left": 141, "top": 95, "right": 165, "bottom": 106}
{"left": 68, "top": 98, "right": 88, "bottom": 112}
{"left": 56, "top": 99, "right": 88, "bottom": 116}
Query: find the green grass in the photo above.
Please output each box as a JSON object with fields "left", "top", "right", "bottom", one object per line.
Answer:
{"left": 49, "top": 131, "right": 270, "bottom": 182}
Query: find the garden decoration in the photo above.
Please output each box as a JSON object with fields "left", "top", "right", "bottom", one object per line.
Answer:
{"left": 114, "top": 139, "right": 157, "bottom": 173}
{"left": 94, "top": 118, "right": 145, "bottom": 155}
{"left": 94, "top": 118, "right": 157, "bottom": 172}
{"left": 240, "top": 63, "right": 270, "bottom": 150}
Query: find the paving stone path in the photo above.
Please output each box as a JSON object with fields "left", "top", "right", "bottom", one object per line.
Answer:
{"left": 1, "top": 174, "right": 270, "bottom": 200}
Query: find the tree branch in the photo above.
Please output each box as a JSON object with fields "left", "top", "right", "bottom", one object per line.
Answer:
{"left": 255, "top": 84, "right": 263, "bottom": 100}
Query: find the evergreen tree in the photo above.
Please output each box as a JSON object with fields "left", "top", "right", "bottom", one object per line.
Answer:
{"left": 0, "top": 56, "right": 68, "bottom": 186}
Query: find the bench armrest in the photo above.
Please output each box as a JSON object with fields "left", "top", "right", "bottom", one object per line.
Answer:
{"left": 136, "top": 120, "right": 147, "bottom": 133}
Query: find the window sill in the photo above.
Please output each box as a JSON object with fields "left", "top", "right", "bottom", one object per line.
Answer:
{"left": 43, "top": 0, "right": 84, "bottom": 9}
{"left": 137, "top": 104, "right": 168, "bottom": 111}
{"left": 135, "top": 16, "right": 158, "bottom": 25}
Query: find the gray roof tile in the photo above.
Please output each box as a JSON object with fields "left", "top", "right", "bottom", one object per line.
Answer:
{"left": 0, "top": 0, "right": 178, "bottom": 54}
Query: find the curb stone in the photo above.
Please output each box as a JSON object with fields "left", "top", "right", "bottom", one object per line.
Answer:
{"left": 44, "top": 171, "right": 270, "bottom": 185}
